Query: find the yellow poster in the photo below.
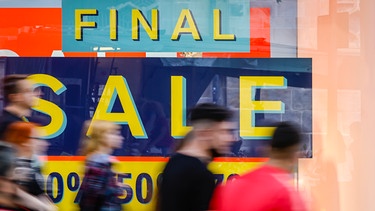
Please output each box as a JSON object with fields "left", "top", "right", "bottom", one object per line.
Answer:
{"left": 43, "top": 157, "right": 265, "bottom": 211}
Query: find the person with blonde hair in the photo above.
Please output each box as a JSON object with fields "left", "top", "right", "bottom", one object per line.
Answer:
{"left": 78, "top": 120, "right": 124, "bottom": 211}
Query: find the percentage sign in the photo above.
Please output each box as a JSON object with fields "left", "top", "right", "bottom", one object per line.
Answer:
{"left": 67, "top": 172, "right": 80, "bottom": 192}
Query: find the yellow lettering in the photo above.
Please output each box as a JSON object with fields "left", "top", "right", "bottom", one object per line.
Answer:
{"left": 110, "top": 9, "right": 117, "bottom": 40}
{"left": 171, "top": 9, "right": 201, "bottom": 41}
{"left": 239, "top": 76, "right": 286, "bottom": 139}
{"left": 171, "top": 76, "right": 192, "bottom": 138}
{"left": 132, "top": 9, "right": 159, "bottom": 40}
{"left": 213, "top": 9, "right": 235, "bottom": 40}
{"left": 88, "top": 76, "right": 147, "bottom": 138}
{"left": 75, "top": 9, "right": 98, "bottom": 40}
{"left": 27, "top": 74, "right": 67, "bottom": 139}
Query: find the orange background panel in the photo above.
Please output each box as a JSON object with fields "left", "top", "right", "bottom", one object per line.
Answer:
{"left": 0, "top": 8, "right": 61, "bottom": 57}
{"left": 0, "top": 8, "right": 269, "bottom": 57}
{"left": 202, "top": 8, "right": 271, "bottom": 58}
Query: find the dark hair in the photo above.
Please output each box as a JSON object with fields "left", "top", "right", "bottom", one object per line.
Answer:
{"left": 188, "top": 103, "right": 233, "bottom": 123}
{"left": 271, "top": 122, "right": 301, "bottom": 149}
{"left": 1, "top": 74, "right": 28, "bottom": 103}
{"left": 0, "top": 141, "right": 16, "bottom": 177}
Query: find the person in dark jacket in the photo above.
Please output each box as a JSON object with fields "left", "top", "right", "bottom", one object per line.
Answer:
{"left": 157, "top": 103, "right": 236, "bottom": 211}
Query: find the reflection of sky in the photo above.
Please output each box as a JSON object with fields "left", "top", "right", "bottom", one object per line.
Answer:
{"left": 0, "top": 0, "right": 61, "bottom": 7}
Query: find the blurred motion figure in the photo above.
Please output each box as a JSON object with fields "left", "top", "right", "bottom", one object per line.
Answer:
{"left": 78, "top": 120, "right": 125, "bottom": 211}
{"left": 157, "top": 103, "right": 235, "bottom": 211}
{"left": 0, "top": 75, "right": 40, "bottom": 138}
{"left": 4, "top": 121, "right": 55, "bottom": 211}
{"left": 210, "top": 121, "right": 307, "bottom": 211}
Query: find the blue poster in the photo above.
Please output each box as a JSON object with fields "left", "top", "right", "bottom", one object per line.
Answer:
{"left": 62, "top": 0, "right": 250, "bottom": 52}
{"left": 4, "top": 58, "right": 312, "bottom": 158}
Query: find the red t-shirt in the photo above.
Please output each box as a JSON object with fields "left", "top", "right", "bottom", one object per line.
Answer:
{"left": 210, "top": 165, "right": 307, "bottom": 211}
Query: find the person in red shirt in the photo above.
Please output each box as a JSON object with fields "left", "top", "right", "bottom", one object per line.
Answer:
{"left": 210, "top": 121, "right": 307, "bottom": 211}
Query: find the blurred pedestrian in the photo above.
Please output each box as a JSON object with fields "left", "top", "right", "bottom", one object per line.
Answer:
{"left": 157, "top": 103, "right": 235, "bottom": 211}
{"left": 210, "top": 121, "right": 307, "bottom": 211}
{"left": 0, "top": 74, "right": 40, "bottom": 138}
{"left": 78, "top": 120, "right": 125, "bottom": 211}
{"left": 0, "top": 141, "right": 19, "bottom": 210}
{"left": 3, "top": 121, "right": 56, "bottom": 211}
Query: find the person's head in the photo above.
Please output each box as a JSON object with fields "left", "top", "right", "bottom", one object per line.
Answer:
{"left": 269, "top": 121, "right": 301, "bottom": 164}
{"left": 3, "top": 121, "right": 42, "bottom": 157}
{"left": 188, "top": 103, "right": 236, "bottom": 156}
{"left": 1, "top": 74, "right": 39, "bottom": 108}
{"left": 79, "top": 120, "right": 124, "bottom": 156}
